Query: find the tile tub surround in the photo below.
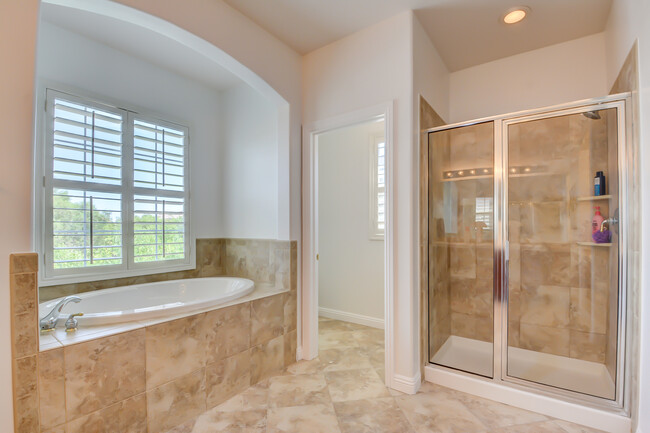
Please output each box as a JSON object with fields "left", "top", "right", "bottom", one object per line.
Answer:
{"left": 10, "top": 242, "right": 298, "bottom": 433}
{"left": 164, "top": 318, "right": 606, "bottom": 433}
{"left": 40, "top": 238, "right": 296, "bottom": 301}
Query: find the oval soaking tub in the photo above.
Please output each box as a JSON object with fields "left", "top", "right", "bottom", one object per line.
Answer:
{"left": 39, "top": 277, "right": 255, "bottom": 327}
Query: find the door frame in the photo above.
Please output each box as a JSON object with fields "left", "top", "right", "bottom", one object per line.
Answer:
{"left": 300, "top": 102, "right": 395, "bottom": 385}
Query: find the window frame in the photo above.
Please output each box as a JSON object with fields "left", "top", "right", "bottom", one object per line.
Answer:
{"left": 369, "top": 132, "right": 385, "bottom": 241}
{"left": 38, "top": 88, "right": 194, "bottom": 286}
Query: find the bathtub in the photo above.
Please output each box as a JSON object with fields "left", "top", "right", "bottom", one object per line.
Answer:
{"left": 39, "top": 277, "right": 255, "bottom": 327}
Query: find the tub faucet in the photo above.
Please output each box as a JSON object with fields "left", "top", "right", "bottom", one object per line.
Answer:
{"left": 600, "top": 216, "right": 618, "bottom": 232}
{"left": 40, "top": 296, "right": 81, "bottom": 331}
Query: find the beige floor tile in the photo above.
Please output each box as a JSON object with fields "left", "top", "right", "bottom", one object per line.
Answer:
{"left": 319, "top": 347, "right": 375, "bottom": 372}
{"left": 319, "top": 320, "right": 370, "bottom": 332}
{"left": 268, "top": 373, "right": 331, "bottom": 408}
{"left": 285, "top": 358, "right": 324, "bottom": 375}
{"left": 351, "top": 328, "right": 384, "bottom": 345}
{"left": 395, "top": 391, "right": 488, "bottom": 433}
{"left": 172, "top": 408, "right": 267, "bottom": 433}
{"left": 458, "top": 394, "right": 548, "bottom": 429}
{"left": 318, "top": 316, "right": 334, "bottom": 323}
{"left": 334, "top": 397, "right": 414, "bottom": 433}
{"left": 325, "top": 368, "right": 390, "bottom": 402}
{"left": 213, "top": 380, "right": 269, "bottom": 412}
{"left": 267, "top": 403, "right": 342, "bottom": 433}
{"left": 490, "top": 420, "right": 573, "bottom": 433}
{"left": 552, "top": 419, "right": 609, "bottom": 433}
{"left": 318, "top": 330, "right": 360, "bottom": 349}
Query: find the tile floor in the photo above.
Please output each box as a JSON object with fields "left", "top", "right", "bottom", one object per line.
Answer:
{"left": 166, "top": 317, "right": 606, "bottom": 433}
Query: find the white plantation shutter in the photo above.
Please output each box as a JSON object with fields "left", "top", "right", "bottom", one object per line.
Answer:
{"left": 132, "top": 118, "right": 188, "bottom": 264}
{"left": 42, "top": 89, "right": 191, "bottom": 282}
{"left": 47, "top": 92, "right": 126, "bottom": 273}
{"left": 369, "top": 133, "right": 386, "bottom": 240}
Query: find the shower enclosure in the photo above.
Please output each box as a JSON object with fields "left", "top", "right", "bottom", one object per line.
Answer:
{"left": 426, "top": 94, "right": 630, "bottom": 411}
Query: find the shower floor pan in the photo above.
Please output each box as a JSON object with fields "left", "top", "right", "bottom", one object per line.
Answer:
{"left": 431, "top": 336, "right": 615, "bottom": 399}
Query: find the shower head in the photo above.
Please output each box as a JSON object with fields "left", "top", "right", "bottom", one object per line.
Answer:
{"left": 583, "top": 111, "right": 601, "bottom": 120}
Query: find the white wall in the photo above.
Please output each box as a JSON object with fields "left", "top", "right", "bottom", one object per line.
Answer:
{"left": 0, "top": 1, "right": 40, "bottom": 429}
{"left": 449, "top": 33, "right": 609, "bottom": 123}
{"left": 604, "top": 2, "right": 650, "bottom": 432}
{"left": 36, "top": 21, "right": 223, "bottom": 240}
{"left": 318, "top": 120, "right": 384, "bottom": 323}
{"left": 413, "top": 14, "right": 450, "bottom": 123}
{"left": 0, "top": 0, "right": 302, "bottom": 425}
{"left": 220, "top": 83, "right": 278, "bottom": 239}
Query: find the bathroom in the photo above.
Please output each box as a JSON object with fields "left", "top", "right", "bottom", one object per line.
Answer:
{"left": 2, "top": 0, "right": 650, "bottom": 432}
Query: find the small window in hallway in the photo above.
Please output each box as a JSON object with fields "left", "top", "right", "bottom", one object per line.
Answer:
{"left": 370, "top": 133, "right": 385, "bottom": 240}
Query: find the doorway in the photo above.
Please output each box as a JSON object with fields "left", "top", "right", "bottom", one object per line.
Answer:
{"left": 302, "top": 103, "right": 394, "bottom": 385}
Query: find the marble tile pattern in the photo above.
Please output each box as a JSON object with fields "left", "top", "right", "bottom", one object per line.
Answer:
{"left": 162, "top": 318, "right": 607, "bottom": 433}
{"left": 11, "top": 238, "right": 298, "bottom": 433}
{"left": 419, "top": 96, "right": 447, "bottom": 377}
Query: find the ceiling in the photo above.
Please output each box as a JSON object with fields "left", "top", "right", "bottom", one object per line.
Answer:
{"left": 40, "top": 2, "right": 242, "bottom": 91}
{"left": 223, "top": 0, "right": 613, "bottom": 71}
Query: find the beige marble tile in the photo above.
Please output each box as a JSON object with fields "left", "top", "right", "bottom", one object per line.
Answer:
{"left": 318, "top": 330, "right": 359, "bottom": 349}
{"left": 319, "top": 319, "right": 368, "bottom": 332}
{"left": 41, "top": 426, "right": 66, "bottom": 433}
{"left": 204, "top": 302, "right": 250, "bottom": 364}
{"left": 268, "top": 373, "right": 330, "bottom": 408}
{"left": 66, "top": 393, "right": 147, "bottom": 433}
{"left": 334, "top": 397, "right": 413, "bottom": 433}
{"left": 10, "top": 253, "right": 38, "bottom": 274}
{"left": 214, "top": 380, "right": 269, "bottom": 412}
{"left": 267, "top": 403, "right": 341, "bottom": 433}
{"left": 450, "top": 277, "right": 492, "bottom": 318}
{"left": 519, "top": 323, "right": 570, "bottom": 357}
{"left": 520, "top": 245, "right": 572, "bottom": 287}
{"left": 13, "top": 355, "right": 37, "bottom": 399}
{"left": 174, "top": 408, "right": 267, "bottom": 433}
{"left": 13, "top": 308, "right": 38, "bottom": 358}
{"left": 395, "top": 391, "right": 487, "bottom": 433}
{"left": 65, "top": 329, "right": 145, "bottom": 420}
{"left": 490, "top": 419, "right": 602, "bottom": 433}
{"left": 251, "top": 294, "right": 285, "bottom": 346}
{"left": 570, "top": 330, "right": 607, "bottom": 363}
{"left": 569, "top": 287, "right": 608, "bottom": 334}
{"left": 38, "top": 348, "right": 66, "bottom": 429}
{"left": 14, "top": 392, "right": 39, "bottom": 433}
{"left": 318, "top": 347, "right": 374, "bottom": 372}
{"left": 147, "top": 368, "right": 207, "bottom": 433}
{"left": 196, "top": 238, "right": 225, "bottom": 277}
{"left": 450, "top": 312, "right": 493, "bottom": 342}
{"left": 284, "top": 329, "right": 297, "bottom": 367}
{"left": 449, "top": 244, "right": 476, "bottom": 279}
{"left": 553, "top": 419, "right": 608, "bottom": 433}
{"left": 520, "top": 284, "right": 570, "bottom": 328}
{"left": 351, "top": 328, "right": 384, "bottom": 345}
{"left": 283, "top": 290, "right": 297, "bottom": 333}
{"left": 11, "top": 272, "right": 36, "bottom": 316}
{"left": 146, "top": 313, "right": 207, "bottom": 389}
{"left": 324, "top": 368, "right": 390, "bottom": 402}
{"left": 285, "top": 358, "right": 324, "bottom": 375}
{"left": 250, "top": 335, "right": 284, "bottom": 384}
{"left": 456, "top": 394, "right": 548, "bottom": 429}
{"left": 206, "top": 349, "right": 251, "bottom": 409}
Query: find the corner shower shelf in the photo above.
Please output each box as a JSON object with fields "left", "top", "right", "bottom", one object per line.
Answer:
{"left": 576, "top": 242, "right": 612, "bottom": 247}
{"left": 576, "top": 195, "right": 612, "bottom": 201}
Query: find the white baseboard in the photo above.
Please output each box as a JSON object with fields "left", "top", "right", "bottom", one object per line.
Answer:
{"left": 425, "top": 366, "right": 631, "bottom": 433}
{"left": 318, "top": 307, "right": 384, "bottom": 329}
{"left": 391, "top": 371, "right": 421, "bottom": 395}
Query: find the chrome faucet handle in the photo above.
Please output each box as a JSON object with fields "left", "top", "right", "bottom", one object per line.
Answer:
{"left": 40, "top": 296, "right": 82, "bottom": 331}
{"left": 65, "top": 313, "right": 84, "bottom": 332}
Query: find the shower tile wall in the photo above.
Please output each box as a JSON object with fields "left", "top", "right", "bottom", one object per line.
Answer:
{"left": 508, "top": 112, "right": 616, "bottom": 364}
{"left": 418, "top": 95, "right": 446, "bottom": 373}
{"left": 428, "top": 122, "right": 494, "bottom": 359}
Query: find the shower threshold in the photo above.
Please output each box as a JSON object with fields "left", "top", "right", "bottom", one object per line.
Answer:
{"left": 431, "top": 335, "right": 615, "bottom": 399}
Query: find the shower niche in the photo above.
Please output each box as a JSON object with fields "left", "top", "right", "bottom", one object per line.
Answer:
{"left": 426, "top": 95, "right": 630, "bottom": 410}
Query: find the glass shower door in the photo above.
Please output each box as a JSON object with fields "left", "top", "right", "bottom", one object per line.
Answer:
{"left": 505, "top": 107, "right": 620, "bottom": 399}
{"left": 428, "top": 122, "right": 494, "bottom": 377}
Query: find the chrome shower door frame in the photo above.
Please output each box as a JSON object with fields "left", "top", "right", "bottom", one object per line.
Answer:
{"left": 425, "top": 93, "right": 632, "bottom": 416}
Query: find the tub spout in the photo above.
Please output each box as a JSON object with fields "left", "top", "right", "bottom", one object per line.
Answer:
{"left": 40, "top": 296, "right": 81, "bottom": 331}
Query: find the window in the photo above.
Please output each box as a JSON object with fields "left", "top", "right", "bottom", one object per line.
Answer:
{"left": 369, "top": 132, "right": 386, "bottom": 240}
{"left": 40, "top": 89, "right": 191, "bottom": 283}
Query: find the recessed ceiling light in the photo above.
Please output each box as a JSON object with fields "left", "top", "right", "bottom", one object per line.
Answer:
{"left": 503, "top": 7, "right": 530, "bottom": 24}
